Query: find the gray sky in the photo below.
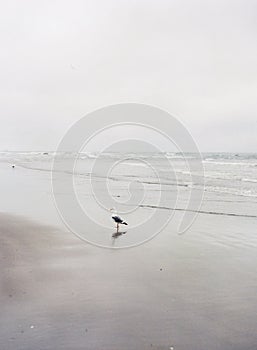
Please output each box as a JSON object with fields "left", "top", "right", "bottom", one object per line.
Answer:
{"left": 1, "top": 0, "right": 257, "bottom": 152}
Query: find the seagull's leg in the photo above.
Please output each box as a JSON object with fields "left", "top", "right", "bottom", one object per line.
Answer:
{"left": 117, "top": 223, "right": 119, "bottom": 232}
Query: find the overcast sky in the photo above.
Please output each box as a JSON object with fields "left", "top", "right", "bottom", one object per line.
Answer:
{"left": 1, "top": 0, "right": 256, "bottom": 152}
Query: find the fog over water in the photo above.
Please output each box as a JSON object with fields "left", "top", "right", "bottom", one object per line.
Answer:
{"left": 1, "top": 0, "right": 257, "bottom": 152}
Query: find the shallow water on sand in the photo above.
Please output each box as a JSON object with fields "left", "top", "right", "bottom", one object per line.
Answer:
{"left": 0, "top": 152, "right": 257, "bottom": 349}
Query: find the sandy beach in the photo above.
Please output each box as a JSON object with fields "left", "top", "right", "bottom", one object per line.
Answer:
{"left": 1, "top": 207, "right": 257, "bottom": 350}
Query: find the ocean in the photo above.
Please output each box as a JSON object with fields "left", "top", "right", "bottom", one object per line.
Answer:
{"left": 0, "top": 151, "right": 256, "bottom": 246}
{"left": 1, "top": 151, "right": 257, "bottom": 197}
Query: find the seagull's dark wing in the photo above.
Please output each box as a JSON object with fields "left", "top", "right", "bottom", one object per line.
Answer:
{"left": 112, "top": 215, "right": 123, "bottom": 223}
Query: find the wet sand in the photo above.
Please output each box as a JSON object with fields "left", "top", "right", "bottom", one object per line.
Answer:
{"left": 1, "top": 212, "right": 257, "bottom": 350}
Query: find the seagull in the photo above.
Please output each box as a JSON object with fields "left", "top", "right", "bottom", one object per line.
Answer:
{"left": 110, "top": 208, "right": 128, "bottom": 232}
